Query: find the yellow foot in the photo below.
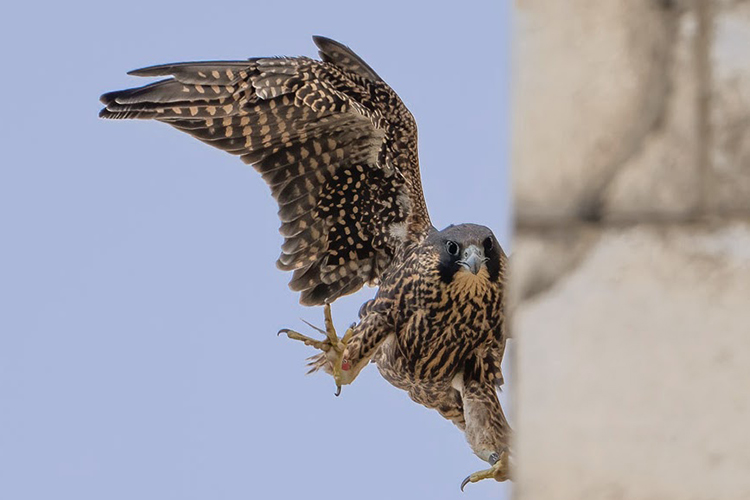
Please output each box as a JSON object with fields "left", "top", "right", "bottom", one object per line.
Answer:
{"left": 278, "top": 302, "right": 354, "bottom": 396}
{"left": 460, "top": 449, "right": 511, "bottom": 491}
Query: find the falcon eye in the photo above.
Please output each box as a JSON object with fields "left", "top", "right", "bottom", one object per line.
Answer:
{"left": 483, "top": 237, "right": 494, "bottom": 252}
{"left": 446, "top": 240, "right": 460, "bottom": 257}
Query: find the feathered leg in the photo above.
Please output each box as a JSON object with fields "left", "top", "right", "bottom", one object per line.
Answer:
{"left": 457, "top": 375, "right": 512, "bottom": 490}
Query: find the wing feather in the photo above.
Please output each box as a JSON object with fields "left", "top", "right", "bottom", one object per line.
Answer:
{"left": 100, "top": 36, "right": 432, "bottom": 305}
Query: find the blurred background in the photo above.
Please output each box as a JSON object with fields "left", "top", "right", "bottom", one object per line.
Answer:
{"left": 0, "top": 1, "right": 511, "bottom": 500}
{"left": 511, "top": 1, "right": 750, "bottom": 499}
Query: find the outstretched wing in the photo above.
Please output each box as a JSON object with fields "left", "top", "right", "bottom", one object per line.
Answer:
{"left": 100, "top": 36, "right": 432, "bottom": 305}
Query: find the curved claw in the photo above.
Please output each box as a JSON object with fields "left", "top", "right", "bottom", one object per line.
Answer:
{"left": 460, "top": 449, "right": 510, "bottom": 490}
{"left": 280, "top": 304, "right": 353, "bottom": 396}
{"left": 460, "top": 475, "right": 472, "bottom": 492}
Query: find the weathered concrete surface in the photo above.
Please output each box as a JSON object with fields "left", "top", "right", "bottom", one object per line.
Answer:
{"left": 709, "top": 1, "right": 750, "bottom": 213}
{"left": 511, "top": 1, "right": 750, "bottom": 499}
{"left": 513, "top": 0, "right": 674, "bottom": 223}
{"left": 603, "top": 6, "right": 702, "bottom": 220}
{"left": 511, "top": 227, "right": 599, "bottom": 304}
{"left": 513, "top": 223, "right": 750, "bottom": 500}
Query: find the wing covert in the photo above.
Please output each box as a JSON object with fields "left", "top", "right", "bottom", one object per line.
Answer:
{"left": 100, "top": 36, "right": 432, "bottom": 305}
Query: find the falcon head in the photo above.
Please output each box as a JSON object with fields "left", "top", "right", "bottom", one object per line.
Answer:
{"left": 429, "top": 224, "right": 504, "bottom": 287}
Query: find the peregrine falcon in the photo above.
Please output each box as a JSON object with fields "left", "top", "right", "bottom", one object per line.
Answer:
{"left": 100, "top": 36, "right": 511, "bottom": 488}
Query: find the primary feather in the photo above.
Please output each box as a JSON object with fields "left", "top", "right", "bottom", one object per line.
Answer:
{"left": 101, "top": 37, "right": 431, "bottom": 305}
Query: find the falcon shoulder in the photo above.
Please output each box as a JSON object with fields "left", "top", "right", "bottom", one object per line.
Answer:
{"left": 100, "top": 36, "right": 432, "bottom": 305}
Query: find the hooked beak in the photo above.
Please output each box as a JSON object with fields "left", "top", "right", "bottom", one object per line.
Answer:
{"left": 458, "top": 245, "right": 488, "bottom": 275}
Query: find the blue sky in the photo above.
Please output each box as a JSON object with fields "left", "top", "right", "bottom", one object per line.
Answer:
{"left": 0, "top": 1, "right": 512, "bottom": 499}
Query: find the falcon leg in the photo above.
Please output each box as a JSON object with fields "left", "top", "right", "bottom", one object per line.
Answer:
{"left": 279, "top": 302, "right": 391, "bottom": 396}
{"left": 456, "top": 376, "right": 513, "bottom": 490}
{"left": 279, "top": 302, "right": 354, "bottom": 396}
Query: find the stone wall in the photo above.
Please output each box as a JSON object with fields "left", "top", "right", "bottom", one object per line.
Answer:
{"left": 511, "top": 1, "right": 750, "bottom": 499}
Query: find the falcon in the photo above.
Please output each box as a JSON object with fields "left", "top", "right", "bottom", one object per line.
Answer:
{"left": 100, "top": 36, "right": 511, "bottom": 489}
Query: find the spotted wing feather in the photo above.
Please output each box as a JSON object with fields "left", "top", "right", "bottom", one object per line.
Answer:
{"left": 100, "top": 36, "right": 432, "bottom": 305}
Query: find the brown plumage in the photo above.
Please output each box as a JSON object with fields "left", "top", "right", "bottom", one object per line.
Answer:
{"left": 100, "top": 36, "right": 510, "bottom": 487}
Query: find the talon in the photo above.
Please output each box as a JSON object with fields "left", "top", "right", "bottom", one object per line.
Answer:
{"left": 460, "top": 475, "right": 471, "bottom": 492}
{"left": 460, "top": 449, "right": 511, "bottom": 490}
{"left": 280, "top": 304, "right": 354, "bottom": 394}
{"left": 279, "top": 328, "right": 332, "bottom": 351}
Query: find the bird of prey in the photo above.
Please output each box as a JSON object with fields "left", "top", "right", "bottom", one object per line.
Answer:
{"left": 100, "top": 36, "right": 510, "bottom": 489}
